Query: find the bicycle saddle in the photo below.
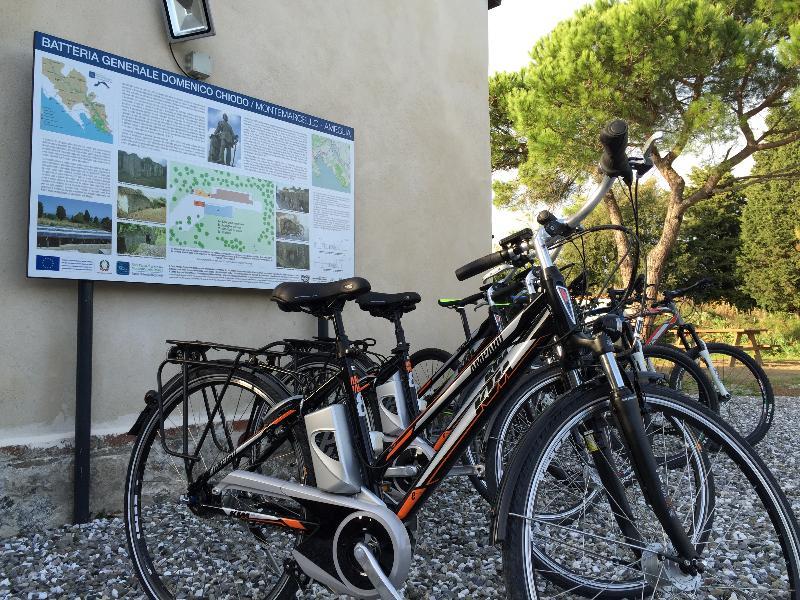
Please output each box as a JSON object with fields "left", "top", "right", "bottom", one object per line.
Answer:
{"left": 272, "top": 277, "right": 371, "bottom": 313}
{"left": 356, "top": 291, "right": 421, "bottom": 318}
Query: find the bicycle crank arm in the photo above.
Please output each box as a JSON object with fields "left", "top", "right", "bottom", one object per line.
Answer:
{"left": 354, "top": 542, "right": 403, "bottom": 600}
{"left": 384, "top": 465, "right": 419, "bottom": 478}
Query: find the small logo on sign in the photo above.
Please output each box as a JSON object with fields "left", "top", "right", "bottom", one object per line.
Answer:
{"left": 99, "top": 260, "right": 110, "bottom": 272}
{"left": 35, "top": 255, "right": 60, "bottom": 272}
{"left": 116, "top": 261, "right": 130, "bottom": 275}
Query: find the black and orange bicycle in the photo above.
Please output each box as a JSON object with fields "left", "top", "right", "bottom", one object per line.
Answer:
{"left": 124, "top": 122, "right": 800, "bottom": 599}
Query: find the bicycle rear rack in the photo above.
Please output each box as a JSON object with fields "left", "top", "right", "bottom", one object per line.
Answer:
{"left": 151, "top": 335, "right": 377, "bottom": 464}
{"left": 153, "top": 339, "right": 297, "bottom": 462}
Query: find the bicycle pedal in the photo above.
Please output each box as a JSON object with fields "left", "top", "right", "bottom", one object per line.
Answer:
{"left": 353, "top": 542, "right": 403, "bottom": 600}
{"left": 447, "top": 464, "right": 485, "bottom": 478}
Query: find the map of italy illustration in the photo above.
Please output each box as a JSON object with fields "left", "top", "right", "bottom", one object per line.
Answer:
{"left": 40, "top": 57, "right": 112, "bottom": 143}
{"left": 312, "top": 134, "right": 351, "bottom": 193}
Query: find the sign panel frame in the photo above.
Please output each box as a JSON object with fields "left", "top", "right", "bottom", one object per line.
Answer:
{"left": 28, "top": 32, "right": 355, "bottom": 289}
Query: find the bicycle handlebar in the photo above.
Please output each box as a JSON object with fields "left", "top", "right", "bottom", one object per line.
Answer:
{"left": 455, "top": 249, "right": 509, "bottom": 281}
{"left": 660, "top": 278, "right": 712, "bottom": 303}
{"left": 599, "top": 120, "right": 633, "bottom": 185}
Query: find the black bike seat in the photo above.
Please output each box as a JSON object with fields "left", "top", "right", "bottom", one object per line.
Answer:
{"left": 272, "top": 277, "right": 371, "bottom": 314}
{"left": 356, "top": 291, "right": 421, "bottom": 318}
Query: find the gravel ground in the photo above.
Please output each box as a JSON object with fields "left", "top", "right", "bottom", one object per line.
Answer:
{"left": 1, "top": 396, "right": 798, "bottom": 599}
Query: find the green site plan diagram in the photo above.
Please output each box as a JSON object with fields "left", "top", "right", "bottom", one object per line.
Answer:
{"left": 312, "top": 134, "right": 352, "bottom": 193}
{"left": 168, "top": 163, "right": 275, "bottom": 256}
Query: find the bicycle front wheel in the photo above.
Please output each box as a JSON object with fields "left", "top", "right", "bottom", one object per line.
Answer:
{"left": 503, "top": 383, "right": 800, "bottom": 599}
{"left": 125, "top": 366, "right": 311, "bottom": 600}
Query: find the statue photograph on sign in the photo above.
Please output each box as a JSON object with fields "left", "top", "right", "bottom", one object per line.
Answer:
{"left": 36, "top": 195, "right": 112, "bottom": 254}
{"left": 207, "top": 107, "right": 241, "bottom": 167}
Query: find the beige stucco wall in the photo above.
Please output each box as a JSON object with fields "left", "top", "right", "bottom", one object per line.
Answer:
{"left": 0, "top": 1, "right": 491, "bottom": 442}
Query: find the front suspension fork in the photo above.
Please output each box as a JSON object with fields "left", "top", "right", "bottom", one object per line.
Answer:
{"left": 680, "top": 326, "right": 731, "bottom": 400}
{"left": 597, "top": 348, "right": 699, "bottom": 570}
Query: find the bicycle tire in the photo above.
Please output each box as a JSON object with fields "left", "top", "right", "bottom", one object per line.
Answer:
{"left": 484, "top": 365, "right": 567, "bottom": 501}
{"left": 125, "top": 366, "right": 311, "bottom": 599}
{"left": 502, "top": 383, "right": 800, "bottom": 599}
{"left": 642, "top": 343, "right": 719, "bottom": 411}
{"left": 410, "top": 347, "right": 492, "bottom": 502}
{"left": 688, "top": 342, "right": 775, "bottom": 445}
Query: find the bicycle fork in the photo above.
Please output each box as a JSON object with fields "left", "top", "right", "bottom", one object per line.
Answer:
{"left": 593, "top": 345, "right": 702, "bottom": 573}
{"left": 680, "top": 324, "right": 732, "bottom": 401}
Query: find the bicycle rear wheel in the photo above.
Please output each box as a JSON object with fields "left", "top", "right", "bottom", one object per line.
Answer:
{"left": 410, "top": 347, "right": 492, "bottom": 502}
{"left": 688, "top": 342, "right": 775, "bottom": 445}
{"left": 125, "top": 366, "right": 311, "bottom": 599}
{"left": 503, "top": 383, "right": 800, "bottom": 599}
{"left": 641, "top": 343, "right": 719, "bottom": 411}
{"left": 484, "top": 366, "right": 567, "bottom": 501}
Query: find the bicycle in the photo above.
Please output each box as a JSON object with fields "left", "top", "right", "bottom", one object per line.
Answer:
{"left": 124, "top": 120, "right": 800, "bottom": 599}
{"left": 644, "top": 278, "right": 775, "bottom": 444}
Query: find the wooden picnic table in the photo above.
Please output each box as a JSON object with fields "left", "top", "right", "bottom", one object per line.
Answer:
{"left": 694, "top": 328, "right": 770, "bottom": 365}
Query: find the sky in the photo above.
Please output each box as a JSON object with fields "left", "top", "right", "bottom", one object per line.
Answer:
{"left": 488, "top": 0, "right": 588, "bottom": 76}
{"left": 488, "top": 0, "right": 591, "bottom": 239}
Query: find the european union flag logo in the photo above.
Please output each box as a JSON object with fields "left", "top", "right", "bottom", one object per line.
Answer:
{"left": 35, "top": 255, "right": 61, "bottom": 271}
{"left": 116, "top": 261, "right": 130, "bottom": 275}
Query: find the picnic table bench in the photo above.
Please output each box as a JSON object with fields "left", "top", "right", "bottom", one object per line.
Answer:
{"left": 694, "top": 328, "right": 771, "bottom": 365}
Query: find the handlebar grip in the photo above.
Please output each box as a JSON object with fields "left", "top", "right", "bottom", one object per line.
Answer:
{"left": 599, "top": 119, "right": 633, "bottom": 184}
{"left": 455, "top": 250, "right": 506, "bottom": 281}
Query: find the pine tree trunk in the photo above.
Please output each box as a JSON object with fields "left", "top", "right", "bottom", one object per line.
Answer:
{"left": 646, "top": 197, "right": 685, "bottom": 294}
{"left": 603, "top": 190, "right": 634, "bottom": 285}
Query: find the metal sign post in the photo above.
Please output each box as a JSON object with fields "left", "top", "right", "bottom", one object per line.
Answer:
{"left": 73, "top": 280, "right": 93, "bottom": 523}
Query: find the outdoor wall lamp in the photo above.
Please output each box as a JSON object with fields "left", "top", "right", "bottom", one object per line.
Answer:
{"left": 160, "top": 0, "right": 215, "bottom": 42}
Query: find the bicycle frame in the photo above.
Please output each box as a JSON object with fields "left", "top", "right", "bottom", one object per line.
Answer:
{"left": 644, "top": 303, "right": 732, "bottom": 399}
{"left": 180, "top": 289, "right": 557, "bottom": 524}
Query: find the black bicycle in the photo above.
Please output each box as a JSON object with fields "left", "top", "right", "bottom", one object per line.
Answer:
{"left": 124, "top": 121, "right": 800, "bottom": 599}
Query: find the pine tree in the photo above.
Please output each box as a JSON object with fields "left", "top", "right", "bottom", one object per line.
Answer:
{"left": 739, "top": 139, "right": 800, "bottom": 313}
{"left": 490, "top": 0, "right": 800, "bottom": 291}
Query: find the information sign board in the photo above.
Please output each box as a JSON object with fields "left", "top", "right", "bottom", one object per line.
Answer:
{"left": 28, "top": 32, "right": 354, "bottom": 288}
